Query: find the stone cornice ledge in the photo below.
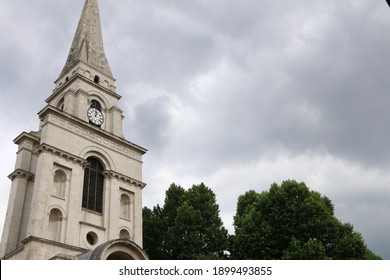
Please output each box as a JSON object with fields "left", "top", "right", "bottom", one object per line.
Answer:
{"left": 0, "top": 244, "right": 25, "bottom": 260}
{"left": 103, "top": 170, "right": 147, "bottom": 189}
{"left": 8, "top": 169, "right": 34, "bottom": 181}
{"left": 13, "top": 131, "right": 41, "bottom": 145}
{"left": 34, "top": 143, "right": 87, "bottom": 167}
{"left": 22, "top": 236, "right": 87, "bottom": 253}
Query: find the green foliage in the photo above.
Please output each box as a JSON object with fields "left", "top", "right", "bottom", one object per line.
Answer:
{"left": 142, "top": 205, "right": 166, "bottom": 259}
{"left": 143, "top": 183, "right": 229, "bottom": 260}
{"left": 282, "top": 238, "right": 330, "bottom": 260}
{"left": 144, "top": 180, "right": 381, "bottom": 260}
{"left": 232, "top": 180, "right": 381, "bottom": 260}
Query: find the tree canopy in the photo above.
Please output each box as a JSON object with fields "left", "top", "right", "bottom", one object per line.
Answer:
{"left": 143, "top": 183, "right": 229, "bottom": 259}
{"left": 143, "top": 180, "right": 380, "bottom": 260}
{"left": 231, "top": 180, "right": 381, "bottom": 259}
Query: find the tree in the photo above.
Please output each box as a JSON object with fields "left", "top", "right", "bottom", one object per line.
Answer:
{"left": 231, "top": 180, "right": 381, "bottom": 260}
{"left": 142, "top": 205, "right": 166, "bottom": 259}
{"left": 143, "top": 183, "right": 229, "bottom": 259}
{"left": 282, "top": 238, "right": 330, "bottom": 260}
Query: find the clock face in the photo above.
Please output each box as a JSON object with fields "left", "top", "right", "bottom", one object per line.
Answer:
{"left": 87, "top": 107, "right": 104, "bottom": 126}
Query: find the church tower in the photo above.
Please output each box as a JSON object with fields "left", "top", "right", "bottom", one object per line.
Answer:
{"left": 0, "top": 0, "right": 148, "bottom": 260}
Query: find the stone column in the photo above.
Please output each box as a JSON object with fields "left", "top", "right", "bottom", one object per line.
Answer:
{"left": 0, "top": 171, "right": 33, "bottom": 256}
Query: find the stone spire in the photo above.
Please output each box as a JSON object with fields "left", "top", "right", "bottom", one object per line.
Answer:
{"left": 59, "top": 0, "right": 113, "bottom": 79}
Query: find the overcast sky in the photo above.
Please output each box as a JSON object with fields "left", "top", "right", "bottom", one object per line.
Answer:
{"left": 1, "top": 0, "right": 390, "bottom": 259}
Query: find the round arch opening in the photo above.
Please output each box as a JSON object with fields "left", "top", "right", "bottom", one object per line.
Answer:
{"left": 106, "top": 251, "right": 134, "bottom": 260}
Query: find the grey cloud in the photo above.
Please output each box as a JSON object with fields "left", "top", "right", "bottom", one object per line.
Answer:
{"left": 125, "top": 95, "right": 172, "bottom": 155}
{"left": 281, "top": 4, "right": 390, "bottom": 166}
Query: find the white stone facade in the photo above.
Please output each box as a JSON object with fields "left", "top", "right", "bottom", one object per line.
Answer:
{"left": 0, "top": 0, "right": 148, "bottom": 260}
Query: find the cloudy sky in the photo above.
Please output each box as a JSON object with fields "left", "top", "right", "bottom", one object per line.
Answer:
{"left": 1, "top": 0, "right": 390, "bottom": 259}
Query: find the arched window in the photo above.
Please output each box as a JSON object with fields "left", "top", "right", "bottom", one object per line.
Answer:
{"left": 57, "top": 97, "right": 65, "bottom": 111}
{"left": 120, "top": 194, "right": 131, "bottom": 220}
{"left": 53, "top": 170, "right": 66, "bottom": 198}
{"left": 82, "top": 157, "right": 105, "bottom": 213}
{"left": 48, "top": 209, "right": 63, "bottom": 242}
{"left": 94, "top": 75, "right": 100, "bottom": 84}
{"left": 91, "top": 99, "right": 102, "bottom": 110}
{"left": 119, "top": 229, "right": 130, "bottom": 240}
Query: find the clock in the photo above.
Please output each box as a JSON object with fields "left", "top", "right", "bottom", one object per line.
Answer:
{"left": 87, "top": 107, "right": 104, "bottom": 126}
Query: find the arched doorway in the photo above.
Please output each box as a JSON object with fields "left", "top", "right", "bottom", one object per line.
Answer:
{"left": 106, "top": 251, "right": 133, "bottom": 260}
{"left": 77, "top": 239, "right": 148, "bottom": 260}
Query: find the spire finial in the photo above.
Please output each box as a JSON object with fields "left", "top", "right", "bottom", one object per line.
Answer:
{"left": 59, "top": 0, "right": 113, "bottom": 79}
